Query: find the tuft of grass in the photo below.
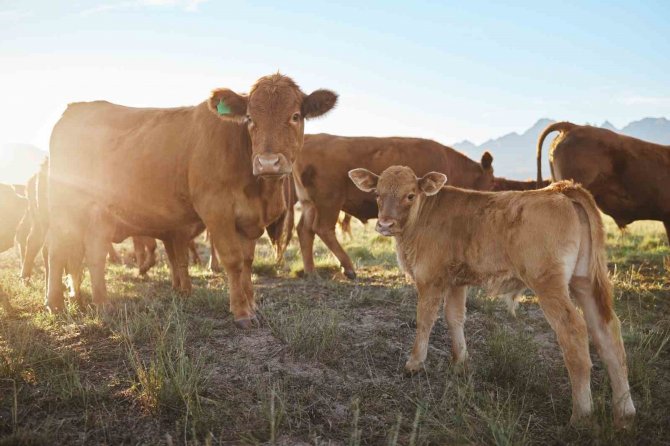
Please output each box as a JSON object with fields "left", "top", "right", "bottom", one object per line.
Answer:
{"left": 265, "top": 301, "right": 341, "bottom": 362}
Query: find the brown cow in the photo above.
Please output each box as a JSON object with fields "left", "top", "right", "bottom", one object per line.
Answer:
{"left": 0, "top": 184, "right": 28, "bottom": 253}
{"left": 293, "top": 134, "right": 494, "bottom": 278}
{"left": 492, "top": 177, "right": 550, "bottom": 191}
{"left": 47, "top": 74, "right": 337, "bottom": 327}
{"left": 349, "top": 165, "right": 635, "bottom": 428}
{"left": 537, "top": 122, "right": 670, "bottom": 241}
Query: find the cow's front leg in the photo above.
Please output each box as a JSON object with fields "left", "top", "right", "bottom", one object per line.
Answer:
{"left": 405, "top": 280, "right": 443, "bottom": 373}
{"left": 240, "top": 237, "right": 257, "bottom": 312}
{"left": 207, "top": 224, "right": 255, "bottom": 327}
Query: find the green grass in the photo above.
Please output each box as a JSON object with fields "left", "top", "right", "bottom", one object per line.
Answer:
{"left": 0, "top": 215, "right": 669, "bottom": 444}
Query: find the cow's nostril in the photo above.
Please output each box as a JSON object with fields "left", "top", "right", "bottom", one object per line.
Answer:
{"left": 257, "top": 154, "right": 280, "bottom": 167}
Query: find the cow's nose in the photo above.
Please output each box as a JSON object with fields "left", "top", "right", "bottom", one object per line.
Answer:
{"left": 258, "top": 154, "right": 280, "bottom": 168}
{"left": 253, "top": 153, "right": 291, "bottom": 176}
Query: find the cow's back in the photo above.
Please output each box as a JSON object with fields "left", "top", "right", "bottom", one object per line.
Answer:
{"left": 49, "top": 101, "right": 238, "bottom": 234}
{"left": 299, "top": 134, "right": 487, "bottom": 220}
{"left": 551, "top": 126, "right": 670, "bottom": 224}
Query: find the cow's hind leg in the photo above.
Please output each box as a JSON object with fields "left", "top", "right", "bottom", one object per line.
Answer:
{"left": 83, "top": 214, "right": 112, "bottom": 308}
{"left": 534, "top": 280, "right": 593, "bottom": 425}
{"left": 313, "top": 205, "right": 356, "bottom": 279}
{"left": 444, "top": 285, "right": 468, "bottom": 365}
{"left": 46, "top": 229, "right": 68, "bottom": 312}
{"left": 406, "top": 280, "right": 443, "bottom": 373}
{"left": 571, "top": 276, "right": 635, "bottom": 428}
{"left": 189, "top": 240, "right": 201, "bottom": 265}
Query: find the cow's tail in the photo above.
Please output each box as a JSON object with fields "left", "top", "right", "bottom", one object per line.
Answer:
{"left": 561, "top": 183, "right": 614, "bottom": 322}
{"left": 536, "top": 122, "right": 577, "bottom": 186}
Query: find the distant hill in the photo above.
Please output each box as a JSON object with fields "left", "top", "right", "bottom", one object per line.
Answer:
{"left": 453, "top": 117, "right": 670, "bottom": 180}
{"left": 0, "top": 143, "right": 47, "bottom": 185}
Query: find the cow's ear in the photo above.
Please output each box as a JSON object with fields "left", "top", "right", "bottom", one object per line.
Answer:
{"left": 348, "top": 168, "right": 379, "bottom": 192}
{"left": 208, "top": 88, "right": 248, "bottom": 120}
{"left": 480, "top": 151, "right": 493, "bottom": 171}
{"left": 302, "top": 89, "right": 338, "bottom": 119}
{"left": 418, "top": 172, "right": 447, "bottom": 196}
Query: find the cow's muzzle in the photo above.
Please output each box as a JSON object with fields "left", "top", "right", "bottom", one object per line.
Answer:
{"left": 253, "top": 153, "right": 292, "bottom": 177}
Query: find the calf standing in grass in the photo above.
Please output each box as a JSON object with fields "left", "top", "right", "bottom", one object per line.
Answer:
{"left": 348, "top": 165, "right": 635, "bottom": 428}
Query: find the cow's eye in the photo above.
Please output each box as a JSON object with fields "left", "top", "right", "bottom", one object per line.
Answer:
{"left": 407, "top": 193, "right": 416, "bottom": 201}
{"left": 291, "top": 112, "right": 301, "bottom": 123}
{"left": 246, "top": 115, "right": 253, "bottom": 125}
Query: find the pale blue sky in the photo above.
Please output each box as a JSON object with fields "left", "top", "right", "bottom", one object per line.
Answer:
{"left": 1, "top": 0, "right": 668, "bottom": 152}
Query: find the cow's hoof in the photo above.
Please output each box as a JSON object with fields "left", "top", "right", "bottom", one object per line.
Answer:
{"left": 45, "top": 303, "right": 64, "bottom": 314}
{"left": 404, "top": 359, "right": 424, "bottom": 375}
{"left": 234, "top": 316, "right": 259, "bottom": 329}
{"left": 569, "top": 412, "right": 596, "bottom": 430}
{"left": 343, "top": 269, "right": 357, "bottom": 280}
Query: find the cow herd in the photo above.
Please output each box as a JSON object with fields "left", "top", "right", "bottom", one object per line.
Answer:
{"left": 2, "top": 72, "right": 670, "bottom": 428}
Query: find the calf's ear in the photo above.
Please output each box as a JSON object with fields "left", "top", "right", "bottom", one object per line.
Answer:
{"left": 348, "top": 168, "right": 379, "bottom": 193}
{"left": 302, "top": 89, "right": 338, "bottom": 119}
{"left": 418, "top": 172, "right": 447, "bottom": 196}
{"left": 208, "top": 88, "right": 248, "bottom": 120}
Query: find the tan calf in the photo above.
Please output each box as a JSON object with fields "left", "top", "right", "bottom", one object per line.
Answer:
{"left": 349, "top": 165, "right": 635, "bottom": 428}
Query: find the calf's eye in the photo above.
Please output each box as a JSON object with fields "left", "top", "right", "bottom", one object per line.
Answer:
{"left": 291, "top": 112, "right": 301, "bottom": 123}
{"left": 407, "top": 193, "right": 416, "bottom": 201}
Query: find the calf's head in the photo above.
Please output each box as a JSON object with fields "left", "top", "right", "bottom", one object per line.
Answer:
{"left": 208, "top": 74, "right": 338, "bottom": 177}
{"left": 348, "top": 166, "right": 447, "bottom": 236}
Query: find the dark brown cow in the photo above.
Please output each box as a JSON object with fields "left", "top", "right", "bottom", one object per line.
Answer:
{"left": 492, "top": 177, "right": 551, "bottom": 191}
{"left": 537, "top": 122, "right": 670, "bottom": 241}
{"left": 293, "top": 134, "right": 495, "bottom": 278}
{"left": 0, "top": 184, "right": 28, "bottom": 253}
{"left": 349, "top": 166, "right": 636, "bottom": 428}
{"left": 47, "top": 74, "right": 337, "bottom": 327}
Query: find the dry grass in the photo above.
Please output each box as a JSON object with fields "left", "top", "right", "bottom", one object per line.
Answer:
{"left": 0, "top": 216, "right": 669, "bottom": 445}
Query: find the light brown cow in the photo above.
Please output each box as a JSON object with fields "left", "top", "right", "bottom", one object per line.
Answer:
{"left": 47, "top": 74, "right": 337, "bottom": 327}
{"left": 537, "top": 122, "right": 670, "bottom": 242}
{"left": 0, "top": 184, "right": 28, "bottom": 253}
{"left": 293, "top": 134, "right": 494, "bottom": 278}
{"left": 349, "top": 166, "right": 635, "bottom": 428}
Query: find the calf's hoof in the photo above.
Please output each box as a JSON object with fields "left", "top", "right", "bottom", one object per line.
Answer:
{"left": 234, "top": 315, "right": 260, "bottom": 330}
{"left": 343, "top": 269, "right": 357, "bottom": 280}
{"left": 404, "top": 359, "right": 424, "bottom": 375}
{"left": 614, "top": 407, "right": 636, "bottom": 431}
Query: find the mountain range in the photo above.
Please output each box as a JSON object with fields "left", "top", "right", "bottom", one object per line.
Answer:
{"left": 452, "top": 117, "right": 670, "bottom": 180}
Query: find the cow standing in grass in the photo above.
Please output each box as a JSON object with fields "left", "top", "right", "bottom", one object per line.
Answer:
{"left": 537, "top": 122, "right": 670, "bottom": 242}
{"left": 0, "top": 184, "right": 28, "bottom": 253}
{"left": 293, "top": 134, "right": 495, "bottom": 279}
{"left": 47, "top": 74, "right": 337, "bottom": 327}
{"left": 349, "top": 165, "right": 635, "bottom": 428}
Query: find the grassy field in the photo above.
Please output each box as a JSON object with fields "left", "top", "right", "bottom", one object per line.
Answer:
{"left": 1, "top": 216, "right": 669, "bottom": 445}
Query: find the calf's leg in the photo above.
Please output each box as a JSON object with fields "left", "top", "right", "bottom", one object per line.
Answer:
{"left": 535, "top": 282, "right": 593, "bottom": 424}
{"left": 571, "top": 276, "right": 635, "bottom": 429}
{"left": 406, "top": 281, "right": 443, "bottom": 373}
{"left": 444, "top": 285, "right": 468, "bottom": 365}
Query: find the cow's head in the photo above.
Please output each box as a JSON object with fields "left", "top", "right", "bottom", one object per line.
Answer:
{"left": 473, "top": 151, "right": 494, "bottom": 190}
{"left": 208, "top": 74, "right": 338, "bottom": 177}
{"left": 348, "top": 165, "right": 447, "bottom": 236}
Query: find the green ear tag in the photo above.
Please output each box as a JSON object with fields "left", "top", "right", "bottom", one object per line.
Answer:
{"left": 217, "top": 99, "right": 231, "bottom": 116}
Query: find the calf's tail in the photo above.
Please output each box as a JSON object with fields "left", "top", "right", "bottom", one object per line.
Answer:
{"left": 562, "top": 184, "right": 613, "bottom": 322}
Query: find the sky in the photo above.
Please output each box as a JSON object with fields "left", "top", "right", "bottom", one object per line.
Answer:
{"left": 1, "top": 0, "right": 669, "bottom": 153}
